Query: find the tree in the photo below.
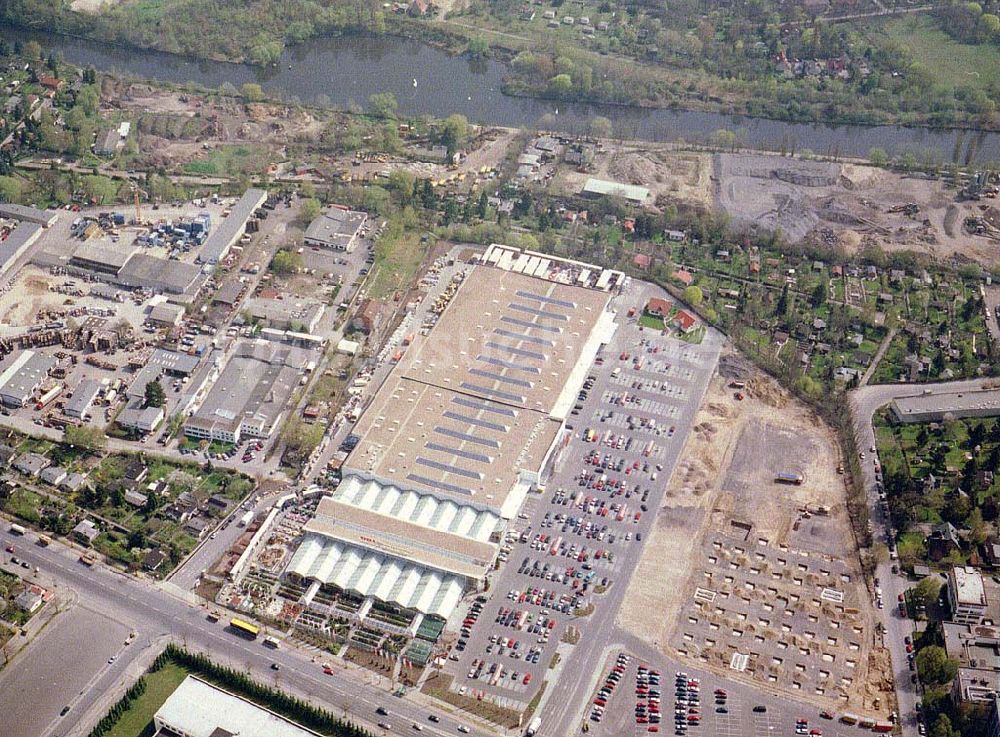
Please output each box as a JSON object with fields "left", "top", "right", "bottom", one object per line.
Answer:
{"left": 467, "top": 37, "right": 489, "bottom": 58}
{"left": 240, "top": 83, "right": 264, "bottom": 102}
{"left": 440, "top": 114, "right": 469, "bottom": 157}
{"left": 589, "top": 116, "right": 613, "bottom": 138}
{"left": 869, "top": 147, "right": 889, "bottom": 168}
{"left": 777, "top": 283, "right": 790, "bottom": 316}
{"left": 270, "top": 249, "right": 302, "bottom": 275}
{"left": 910, "top": 575, "right": 943, "bottom": 611}
{"left": 915, "top": 645, "right": 958, "bottom": 686}
{"left": 684, "top": 285, "right": 704, "bottom": 307}
{"left": 64, "top": 425, "right": 106, "bottom": 451}
{"left": 299, "top": 197, "right": 321, "bottom": 223}
{"left": 811, "top": 279, "right": 827, "bottom": 307}
{"left": 547, "top": 74, "right": 573, "bottom": 96}
{"left": 367, "top": 92, "right": 398, "bottom": 119}
{"left": 929, "top": 713, "right": 959, "bottom": 737}
{"left": 144, "top": 379, "right": 165, "bottom": 409}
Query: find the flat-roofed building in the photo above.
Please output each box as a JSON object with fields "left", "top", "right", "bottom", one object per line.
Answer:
{"left": 69, "top": 242, "right": 136, "bottom": 276}
{"left": 0, "top": 203, "right": 58, "bottom": 227}
{"left": 117, "top": 253, "right": 204, "bottom": 295}
{"left": 0, "top": 350, "right": 55, "bottom": 407}
{"left": 892, "top": 389, "right": 1000, "bottom": 424}
{"left": 950, "top": 566, "right": 989, "bottom": 624}
{"left": 154, "top": 675, "right": 323, "bottom": 737}
{"left": 244, "top": 295, "right": 325, "bottom": 333}
{"left": 0, "top": 222, "right": 43, "bottom": 278}
{"left": 581, "top": 177, "right": 650, "bottom": 204}
{"left": 303, "top": 205, "right": 367, "bottom": 252}
{"left": 147, "top": 302, "right": 185, "bottom": 327}
{"left": 184, "top": 340, "right": 303, "bottom": 444}
{"left": 197, "top": 188, "right": 267, "bottom": 264}
{"left": 285, "top": 260, "right": 616, "bottom": 620}
{"left": 64, "top": 379, "right": 101, "bottom": 419}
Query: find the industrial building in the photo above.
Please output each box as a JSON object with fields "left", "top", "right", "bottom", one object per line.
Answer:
{"left": 154, "top": 676, "right": 323, "bottom": 737}
{"left": 243, "top": 295, "right": 325, "bottom": 333}
{"left": 303, "top": 205, "right": 367, "bottom": 252}
{"left": 64, "top": 379, "right": 102, "bottom": 419}
{"left": 891, "top": 389, "right": 1000, "bottom": 424}
{"left": 581, "top": 177, "right": 651, "bottom": 205}
{"left": 0, "top": 203, "right": 58, "bottom": 227}
{"left": 197, "top": 188, "right": 267, "bottom": 264}
{"left": 147, "top": 302, "right": 185, "bottom": 327}
{"left": 285, "top": 260, "right": 616, "bottom": 621}
{"left": 184, "top": 341, "right": 305, "bottom": 444}
{"left": 117, "top": 253, "right": 204, "bottom": 296}
{"left": 69, "top": 243, "right": 136, "bottom": 275}
{"left": 0, "top": 350, "right": 56, "bottom": 408}
{"left": 0, "top": 222, "right": 43, "bottom": 277}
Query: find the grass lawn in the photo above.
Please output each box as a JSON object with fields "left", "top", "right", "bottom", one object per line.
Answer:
{"left": 879, "top": 15, "right": 1000, "bottom": 91}
{"left": 639, "top": 313, "right": 665, "bottom": 331}
{"left": 105, "top": 662, "right": 189, "bottom": 737}
{"left": 182, "top": 145, "right": 273, "bottom": 177}
{"left": 369, "top": 231, "right": 429, "bottom": 300}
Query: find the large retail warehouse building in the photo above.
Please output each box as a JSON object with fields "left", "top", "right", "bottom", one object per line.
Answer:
{"left": 286, "top": 249, "right": 621, "bottom": 622}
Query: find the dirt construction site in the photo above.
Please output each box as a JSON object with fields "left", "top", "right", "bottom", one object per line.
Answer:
{"left": 715, "top": 152, "right": 1000, "bottom": 264}
{"left": 617, "top": 346, "right": 893, "bottom": 716}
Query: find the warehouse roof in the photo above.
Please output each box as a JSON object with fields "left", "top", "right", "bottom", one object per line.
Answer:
{"left": 149, "top": 348, "right": 200, "bottom": 375}
{"left": 117, "top": 253, "right": 203, "bottom": 295}
{"left": 0, "top": 350, "right": 55, "bottom": 403}
{"left": 187, "top": 341, "right": 303, "bottom": 435}
{"left": 394, "top": 266, "right": 610, "bottom": 413}
{"left": 198, "top": 188, "right": 267, "bottom": 264}
{"left": 64, "top": 379, "right": 102, "bottom": 417}
{"left": 306, "top": 495, "right": 497, "bottom": 580}
{"left": 213, "top": 279, "right": 244, "bottom": 306}
{"left": 156, "top": 676, "right": 323, "bottom": 737}
{"left": 70, "top": 242, "right": 136, "bottom": 273}
{"left": 286, "top": 534, "right": 465, "bottom": 619}
{"left": 303, "top": 206, "right": 367, "bottom": 249}
{"left": 148, "top": 302, "right": 185, "bottom": 324}
{"left": 0, "top": 222, "right": 42, "bottom": 271}
{"left": 348, "top": 376, "right": 560, "bottom": 514}
{"left": 892, "top": 389, "right": 1000, "bottom": 422}
{"left": 581, "top": 177, "right": 650, "bottom": 203}
{"left": 0, "top": 203, "right": 58, "bottom": 227}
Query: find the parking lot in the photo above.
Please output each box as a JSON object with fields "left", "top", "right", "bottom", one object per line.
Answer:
{"left": 442, "top": 280, "right": 722, "bottom": 711}
{"left": 582, "top": 646, "right": 878, "bottom": 737}
{"left": 670, "top": 530, "right": 867, "bottom": 702}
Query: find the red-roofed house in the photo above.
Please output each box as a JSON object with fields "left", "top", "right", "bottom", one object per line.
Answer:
{"left": 673, "top": 269, "right": 693, "bottom": 286}
{"left": 673, "top": 310, "right": 697, "bottom": 333}
{"left": 645, "top": 298, "right": 673, "bottom": 318}
{"left": 623, "top": 218, "right": 635, "bottom": 233}
{"left": 39, "top": 76, "right": 63, "bottom": 92}
{"left": 633, "top": 253, "right": 651, "bottom": 270}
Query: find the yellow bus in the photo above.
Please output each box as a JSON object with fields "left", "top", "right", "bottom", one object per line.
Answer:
{"left": 229, "top": 618, "right": 260, "bottom": 639}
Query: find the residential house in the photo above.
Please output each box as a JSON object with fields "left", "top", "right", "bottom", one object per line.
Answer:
{"left": 123, "top": 459, "right": 148, "bottom": 485}
{"left": 672, "top": 269, "right": 694, "bottom": 286}
{"left": 125, "top": 489, "right": 149, "bottom": 508}
{"left": 183, "top": 515, "right": 210, "bottom": 538}
{"left": 13, "top": 452, "right": 49, "bottom": 477}
{"left": 632, "top": 254, "right": 651, "bottom": 270}
{"left": 14, "top": 589, "right": 43, "bottom": 613}
{"left": 351, "top": 299, "right": 380, "bottom": 335}
{"left": 60, "top": 472, "right": 87, "bottom": 494}
{"left": 143, "top": 547, "right": 170, "bottom": 572}
{"left": 644, "top": 298, "right": 673, "bottom": 318}
{"left": 39, "top": 466, "right": 66, "bottom": 487}
{"left": 673, "top": 311, "right": 697, "bottom": 334}
{"left": 73, "top": 518, "right": 100, "bottom": 546}
{"left": 929, "top": 522, "right": 963, "bottom": 561}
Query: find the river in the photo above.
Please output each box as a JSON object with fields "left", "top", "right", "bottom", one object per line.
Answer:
{"left": 5, "top": 23, "right": 1000, "bottom": 162}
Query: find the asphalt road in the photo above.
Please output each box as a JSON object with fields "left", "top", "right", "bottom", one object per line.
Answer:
{"left": 0, "top": 528, "right": 492, "bottom": 737}
{"left": 850, "top": 376, "right": 1000, "bottom": 737}
{"left": 0, "top": 599, "right": 129, "bottom": 737}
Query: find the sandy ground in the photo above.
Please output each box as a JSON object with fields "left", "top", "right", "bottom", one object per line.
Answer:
{"left": 618, "top": 345, "right": 892, "bottom": 712}
{"left": 715, "top": 152, "right": 998, "bottom": 264}
{"left": 556, "top": 146, "right": 713, "bottom": 209}
{"left": 0, "top": 265, "right": 148, "bottom": 335}
{"left": 69, "top": 0, "right": 118, "bottom": 12}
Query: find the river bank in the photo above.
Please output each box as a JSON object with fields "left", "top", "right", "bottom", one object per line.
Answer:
{"left": 3, "top": 21, "right": 999, "bottom": 162}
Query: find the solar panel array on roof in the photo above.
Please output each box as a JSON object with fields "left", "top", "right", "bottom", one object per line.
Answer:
{"left": 500, "top": 315, "right": 562, "bottom": 333}
{"left": 476, "top": 356, "right": 540, "bottom": 374}
{"left": 468, "top": 368, "right": 533, "bottom": 388}
{"left": 459, "top": 383, "right": 525, "bottom": 404}
{"left": 416, "top": 457, "right": 483, "bottom": 480}
{"left": 451, "top": 395, "right": 518, "bottom": 416}
{"left": 425, "top": 442, "right": 492, "bottom": 464}
{"left": 407, "top": 474, "right": 478, "bottom": 497}
{"left": 485, "top": 341, "right": 546, "bottom": 360}
{"left": 508, "top": 302, "right": 570, "bottom": 321}
{"left": 515, "top": 289, "right": 577, "bottom": 309}
{"left": 493, "top": 328, "right": 554, "bottom": 347}
{"left": 434, "top": 425, "right": 501, "bottom": 448}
